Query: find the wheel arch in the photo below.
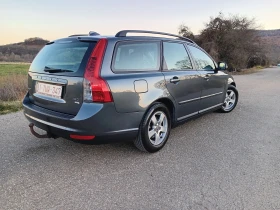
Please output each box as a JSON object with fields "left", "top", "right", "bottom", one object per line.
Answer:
{"left": 227, "top": 77, "right": 236, "bottom": 87}
{"left": 230, "top": 82, "right": 236, "bottom": 87}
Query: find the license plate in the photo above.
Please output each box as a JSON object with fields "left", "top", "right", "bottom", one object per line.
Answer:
{"left": 36, "top": 82, "right": 62, "bottom": 98}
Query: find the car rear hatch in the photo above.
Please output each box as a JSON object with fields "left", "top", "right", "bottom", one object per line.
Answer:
{"left": 27, "top": 38, "right": 96, "bottom": 115}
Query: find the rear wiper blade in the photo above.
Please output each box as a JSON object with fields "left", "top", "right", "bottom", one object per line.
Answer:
{"left": 44, "top": 67, "right": 74, "bottom": 73}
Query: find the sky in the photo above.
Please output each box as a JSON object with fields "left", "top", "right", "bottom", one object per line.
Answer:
{"left": 0, "top": 0, "right": 279, "bottom": 45}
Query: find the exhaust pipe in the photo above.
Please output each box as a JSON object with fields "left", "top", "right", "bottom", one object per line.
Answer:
{"left": 29, "top": 123, "right": 53, "bottom": 138}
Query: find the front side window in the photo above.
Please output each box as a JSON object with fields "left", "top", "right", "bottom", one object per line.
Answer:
{"left": 188, "top": 45, "right": 216, "bottom": 70}
{"left": 163, "top": 42, "right": 192, "bottom": 70}
{"left": 112, "top": 42, "right": 160, "bottom": 72}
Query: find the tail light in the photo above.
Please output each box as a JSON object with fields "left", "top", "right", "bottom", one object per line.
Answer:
{"left": 83, "top": 39, "right": 113, "bottom": 103}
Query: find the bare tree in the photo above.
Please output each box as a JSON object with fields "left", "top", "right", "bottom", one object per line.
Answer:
{"left": 178, "top": 24, "right": 195, "bottom": 40}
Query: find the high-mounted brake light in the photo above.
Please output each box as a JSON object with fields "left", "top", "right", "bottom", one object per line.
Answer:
{"left": 84, "top": 39, "right": 113, "bottom": 103}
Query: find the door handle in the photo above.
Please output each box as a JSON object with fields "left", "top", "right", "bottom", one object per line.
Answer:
{"left": 170, "top": 77, "right": 180, "bottom": 83}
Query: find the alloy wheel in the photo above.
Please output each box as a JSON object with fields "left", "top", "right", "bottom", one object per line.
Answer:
{"left": 148, "top": 111, "right": 168, "bottom": 146}
{"left": 222, "top": 90, "right": 236, "bottom": 111}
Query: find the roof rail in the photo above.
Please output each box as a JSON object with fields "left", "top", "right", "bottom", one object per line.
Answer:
{"left": 115, "top": 30, "right": 196, "bottom": 44}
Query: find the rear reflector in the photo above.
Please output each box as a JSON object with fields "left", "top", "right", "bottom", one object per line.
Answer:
{"left": 70, "top": 134, "right": 95, "bottom": 140}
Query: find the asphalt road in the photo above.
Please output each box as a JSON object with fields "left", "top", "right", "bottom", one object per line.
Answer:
{"left": 1, "top": 67, "right": 280, "bottom": 210}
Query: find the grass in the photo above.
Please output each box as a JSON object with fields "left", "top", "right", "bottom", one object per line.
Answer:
{"left": 0, "top": 101, "right": 23, "bottom": 115}
{"left": 0, "top": 62, "right": 30, "bottom": 76}
{"left": 0, "top": 63, "right": 30, "bottom": 115}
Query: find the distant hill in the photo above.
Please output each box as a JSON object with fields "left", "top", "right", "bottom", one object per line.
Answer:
{"left": 0, "top": 37, "right": 49, "bottom": 63}
{"left": 257, "top": 29, "right": 280, "bottom": 65}
{"left": 257, "top": 29, "right": 280, "bottom": 37}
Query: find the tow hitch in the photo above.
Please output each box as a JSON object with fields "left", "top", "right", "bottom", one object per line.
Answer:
{"left": 29, "top": 123, "right": 53, "bottom": 138}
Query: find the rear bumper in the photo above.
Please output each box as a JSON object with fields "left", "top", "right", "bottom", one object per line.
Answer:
{"left": 23, "top": 93, "right": 143, "bottom": 143}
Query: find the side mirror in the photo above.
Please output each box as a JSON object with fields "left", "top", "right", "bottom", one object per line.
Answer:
{"left": 218, "top": 62, "right": 227, "bottom": 70}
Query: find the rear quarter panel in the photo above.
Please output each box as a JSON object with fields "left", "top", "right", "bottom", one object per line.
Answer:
{"left": 104, "top": 72, "right": 173, "bottom": 113}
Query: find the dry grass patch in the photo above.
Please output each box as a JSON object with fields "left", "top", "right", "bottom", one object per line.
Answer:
{"left": 0, "top": 74, "right": 27, "bottom": 101}
{"left": 0, "top": 63, "right": 29, "bottom": 114}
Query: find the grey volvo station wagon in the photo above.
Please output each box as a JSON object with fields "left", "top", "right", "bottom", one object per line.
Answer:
{"left": 23, "top": 30, "right": 238, "bottom": 152}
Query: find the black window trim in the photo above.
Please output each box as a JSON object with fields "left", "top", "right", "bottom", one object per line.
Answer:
{"left": 185, "top": 43, "right": 218, "bottom": 71}
{"left": 110, "top": 40, "right": 162, "bottom": 74}
{"left": 161, "top": 40, "right": 194, "bottom": 72}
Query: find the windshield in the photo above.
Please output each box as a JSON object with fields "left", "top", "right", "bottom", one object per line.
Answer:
{"left": 29, "top": 40, "right": 95, "bottom": 75}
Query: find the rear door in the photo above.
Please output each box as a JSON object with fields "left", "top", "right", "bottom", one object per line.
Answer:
{"left": 27, "top": 39, "right": 95, "bottom": 115}
{"left": 161, "top": 41, "right": 202, "bottom": 121}
{"left": 106, "top": 40, "right": 165, "bottom": 113}
{"left": 187, "top": 45, "right": 226, "bottom": 112}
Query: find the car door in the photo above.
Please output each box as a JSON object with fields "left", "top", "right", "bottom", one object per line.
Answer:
{"left": 187, "top": 44, "right": 226, "bottom": 113}
{"left": 162, "top": 41, "right": 202, "bottom": 121}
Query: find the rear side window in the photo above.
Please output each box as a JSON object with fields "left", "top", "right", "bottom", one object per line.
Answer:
{"left": 163, "top": 42, "right": 192, "bottom": 70}
{"left": 112, "top": 42, "right": 160, "bottom": 72}
{"left": 29, "top": 40, "right": 94, "bottom": 75}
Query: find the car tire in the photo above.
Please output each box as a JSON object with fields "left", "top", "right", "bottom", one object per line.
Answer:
{"left": 134, "top": 103, "right": 171, "bottom": 153}
{"left": 220, "top": 85, "right": 239, "bottom": 113}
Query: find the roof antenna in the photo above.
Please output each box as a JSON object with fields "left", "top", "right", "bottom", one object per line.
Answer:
{"left": 89, "top": 31, "right": 100, "bottom": 36}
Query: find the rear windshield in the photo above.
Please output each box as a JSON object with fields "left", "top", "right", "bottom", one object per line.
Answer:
{"left": 29, "top": 40, "right": 95, "bottom": 75}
